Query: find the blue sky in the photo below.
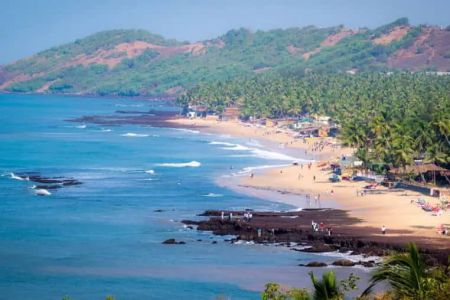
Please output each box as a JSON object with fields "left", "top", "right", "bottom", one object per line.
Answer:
{"left": 1, "top": 0, "right": 449, "bottom": 64}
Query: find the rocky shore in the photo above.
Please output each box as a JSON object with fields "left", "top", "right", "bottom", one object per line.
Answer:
{"left": 182, "top": 209, "right": 450, "bottom": 266}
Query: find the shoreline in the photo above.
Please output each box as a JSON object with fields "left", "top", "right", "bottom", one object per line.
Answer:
{"left": 168, "top": 117, "right": 450, "bottom": 252}
{"left": 67, "top": 111, "right": 450, "bottom": 254}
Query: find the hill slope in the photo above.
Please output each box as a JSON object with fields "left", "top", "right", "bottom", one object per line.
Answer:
{"left": 1, "top": 18, "right": 450, "bottom": 97}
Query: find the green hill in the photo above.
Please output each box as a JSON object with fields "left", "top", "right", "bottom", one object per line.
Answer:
{"left": 1, "top": 18, "right": 450, "bottom": 97}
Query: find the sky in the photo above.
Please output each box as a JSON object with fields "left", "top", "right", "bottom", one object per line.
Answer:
{"left": 1, "top": 0, "right": 450, "bottom": 64}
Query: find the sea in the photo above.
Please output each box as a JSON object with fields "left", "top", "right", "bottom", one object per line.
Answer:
{"left": 0, "top": 94, "right": 369, "bottom": 299}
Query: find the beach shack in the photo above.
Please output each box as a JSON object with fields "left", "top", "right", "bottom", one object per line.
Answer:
{"left": 187, "top": 105, "right": 208, "bottom": 118}
{"left": 220, "top": 106, "right": 240, "bottom": 121}
{"left": 389, "top": 163, "right": 450, "bottom": 197}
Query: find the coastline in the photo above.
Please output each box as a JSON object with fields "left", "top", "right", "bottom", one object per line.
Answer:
{"left": 168, "top": 117, "right": 450, "bottom": 252}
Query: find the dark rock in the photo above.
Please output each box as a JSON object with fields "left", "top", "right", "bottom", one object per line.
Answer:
{"left": 300, "top": 244, "right": 335, "bottom": 253}
{"left": 162, "top": 238, "right": 185, "bottom": 245}
{"left": 187, "top": 226, "right": 194, "bottom": 230}
{"left": 212, "top": 241, "right": 218, "bottom": 244}
{"left": 154, "top": 209, "right": 164, "bottom": 212}
{"left": 332, "top": 259, "right": 356, "bottom": 267}
{"left": 359, "top": 261, "right": 375, "bottom": 268}
{"left": 304, "top": 261, "right": 327, "bottom": 267}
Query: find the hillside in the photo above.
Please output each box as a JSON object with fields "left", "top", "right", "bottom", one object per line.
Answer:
{"left": 1, "top": 18, "right": 450, "bottom": 97}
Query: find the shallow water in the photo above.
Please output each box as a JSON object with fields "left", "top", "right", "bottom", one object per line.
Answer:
{"left": 0, "top": 94, "right": 370, "bottom": 299}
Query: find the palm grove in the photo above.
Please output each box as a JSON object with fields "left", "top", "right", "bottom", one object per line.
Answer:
{"left": 178, "top": 72, "right": 450, "bottom": 172}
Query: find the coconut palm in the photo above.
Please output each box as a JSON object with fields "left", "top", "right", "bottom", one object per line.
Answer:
{"left": 362, "top": 243, "right": 439, "bottom": 299}
{"left": 309, "top": 271, "right": 343, "bottom": 300}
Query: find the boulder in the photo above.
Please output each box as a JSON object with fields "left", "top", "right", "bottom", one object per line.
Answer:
{"left": 332, "top": 259, "right": 356, "bottom": 267}
{"left": 162, "top": 238, "right": 185, "bottom": 245}
{"left": 304, "top": 261, "right": 327, "bottom": 267}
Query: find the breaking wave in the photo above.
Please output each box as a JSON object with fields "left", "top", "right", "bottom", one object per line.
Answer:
{"left": 156, "top": 161, "right": 201, "bottom": 168}
{"left": 121, "top": 133, "right": 149, "bottom": 137}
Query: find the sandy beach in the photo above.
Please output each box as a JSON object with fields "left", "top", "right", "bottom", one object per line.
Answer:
{"left": 170, "top": 117, "right": 450, "bottom": 248}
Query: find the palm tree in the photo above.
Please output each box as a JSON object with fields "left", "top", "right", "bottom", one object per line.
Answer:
{"left": 362, "top": 243, "right": 436, "bottom": 299}
{"left": 309, "top": 271, "right": 343, "bottom": 300}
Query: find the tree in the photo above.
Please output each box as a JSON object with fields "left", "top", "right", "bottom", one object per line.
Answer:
{"left": 309, "top": 271, "right": 343, "bottom": 300}
{"left": 362, "top": 243, "right": 448, "bottom": 299}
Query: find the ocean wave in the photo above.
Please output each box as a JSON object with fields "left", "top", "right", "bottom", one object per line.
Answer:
{"left": 9, "top": 173, "right": 29, "bottom": 181}
{"left": 315, "top": 250, "right": 382, "bottom": 264}
{"left": 115, "top": 103, "right": 144, "bottom": 107}
{"left": 237, "top": 164, "right": 290, "bottom": 175}
{"left": 145, "top": 170, "right": 155, "bottom": 175}
{"left": 209, "top": 140, "right": 298, "bottom": 161}
{"left": 100, "top": 128, "right": 112, "bottom": 132}
{"left": 209, "top": 141, "right": 236, "bottom": 147}
{"left": 121, "top": 133, "right": 149, "bottom": 137}
{"left": 33, "top": 188, "right": 51, "bottom": 196}
{"left": 203, "top": 193, "right": 223, "bottom": 198}
{"left": 174, "top": 128, "right": 200, "bottom": 134}
{"left": 76, "top": 125, "right": 87, "bottom": 129}
{"left": 156, "top": 161, "right": 201, "bottom": 168}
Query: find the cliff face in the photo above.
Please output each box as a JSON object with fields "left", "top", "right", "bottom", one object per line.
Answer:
{"left": 2, "top": 19, "right": 450, "bottom": 97}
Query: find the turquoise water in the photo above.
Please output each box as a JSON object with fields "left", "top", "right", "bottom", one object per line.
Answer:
{"left": 0, "top": 94, "right": 366, "bottom": 299}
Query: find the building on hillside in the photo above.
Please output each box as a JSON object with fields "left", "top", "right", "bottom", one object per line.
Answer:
{"left": 220, "top": 106, "right": 240, "bottom": 121}
{"left": 187, "top": 105, "right": 208, "bottom": 118}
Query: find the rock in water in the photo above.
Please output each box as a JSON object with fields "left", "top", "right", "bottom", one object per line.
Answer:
{"left": 332, "top": 259, "right": 356, "bottom": 267}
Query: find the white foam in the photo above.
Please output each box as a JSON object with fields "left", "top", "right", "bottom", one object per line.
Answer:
{"left": 209, "top": 141, "right": 236, "bottom": 147}
{"left": 315, "top": 250, "right": 382, "bottom": 264}
{"left": 203, "top": 193, "right": 223, "bottom": 198}
{"left": 76, "top": 125, "right": 87, "bottom": 129}
{"left": 34, "top": 188, "right": 51, "bottom": 196}
{"left": 156, "top": 161, "right": 201, "bottom": 168}
{"left": 174, "top": 128, "right": 200, "bottom": 134}
{"left": 100, "top": 128, "right": 112, "bottom": 132}
{"left": 209, "top": 140, "right": 298, "bottom": 161}
{"left": 145, "top": 170, "right": 155, "bottom": 175}
{"left": 115, "top": 103, "right": 144, "bottom": 107}
{"left": 288, "top": 207, "right": 303, "bottom": 212}
{"left": 121, "top": 133, "right": 149, "bottom": 137}
{"left": 238, "top": 164, "right": 290, "bottom": 175}
{"left": 10, "top": 173, "right": 28, "bottom": 181}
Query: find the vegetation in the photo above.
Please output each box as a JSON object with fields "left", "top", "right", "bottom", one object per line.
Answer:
{"left": 261, "top": 243, "right": 450, "bottom": 300}
{"left": 179, "top": 72, "right": 450, "bottom": 170}
{"left": 3, "top": 18, "right": 449, "bottom": 97}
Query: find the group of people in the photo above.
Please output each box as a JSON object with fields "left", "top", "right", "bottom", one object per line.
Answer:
{"left": 311, "top": 220, "right": 333, "bottom": 236}
{"left": 243, "top": 211, "right": 253, "bottom": 221}
{"left": 306, "top": 193, "right": 321, "bottom": 208}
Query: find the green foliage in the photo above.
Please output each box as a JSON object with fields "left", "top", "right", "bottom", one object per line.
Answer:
{"left": 262, "top": 283, "right": 311, "bottom": 300}
{"left": 3, "top": 20, "right": 442, "bottom": 97}
{"left": 181, "top": 72, "right": 450, "bottom": 168}
{"left": 363, "top": 243, "right": 450, "bottom": 300}
{"left": 339, "top": 273, "right": 360, "bottom": 292}
{"left": 309, "top": 271, "right": 343, "bottom": 300}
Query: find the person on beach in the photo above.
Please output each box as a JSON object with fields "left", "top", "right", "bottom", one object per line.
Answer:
{"left": 248, "top": 213, "right": 253, "bottom": 221}
{"left": 250, "top": 173, "right": 254, "bottom": 178}
{"left": 381, "top": 225, "right": 386, "bottom": 235}
{"left": 221, "top": 211, "right": 224, "bottom": 220}
{"left": 229, "top": 212, "right": 233, "bottom": 220}
{"left": 313, "top": 175, "right": 316, "bottom": 181}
